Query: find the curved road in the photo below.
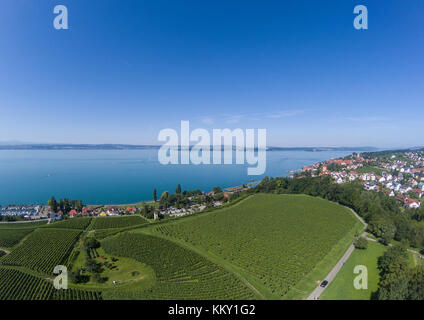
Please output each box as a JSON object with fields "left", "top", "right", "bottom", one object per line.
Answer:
{"left": 307, "top": 207, "right": 367, "bottom": 300}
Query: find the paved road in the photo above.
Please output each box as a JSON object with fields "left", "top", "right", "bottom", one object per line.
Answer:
{"left": 307, "top": 243, "right": 356, "bottom": 300}
{"left": 307, "top": 206, "right": 423, "bottom": 300}
{"left": 307, "top": 206, "right": 367, "bottom": 300}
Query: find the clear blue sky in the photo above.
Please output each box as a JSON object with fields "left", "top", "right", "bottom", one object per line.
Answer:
{"left": 0, "top": 0, "right": 422, "bottom": 147}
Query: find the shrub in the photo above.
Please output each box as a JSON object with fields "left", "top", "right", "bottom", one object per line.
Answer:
{"left": 355, "top": 237, "right": 368, "bottom": 249}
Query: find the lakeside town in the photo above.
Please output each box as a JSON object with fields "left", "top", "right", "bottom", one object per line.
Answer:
{"left": 301, "top": 150, "right": 424, "bottom": 209}
{"left": 0, "top": 182, "right": 259, "bottom": 223}
{"left": 2, "top": 149, "right": 423, "bottom": 223}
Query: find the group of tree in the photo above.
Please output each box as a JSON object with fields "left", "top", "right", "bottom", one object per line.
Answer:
{"left": 70, "top": 237, "right": 105, "bottom": 284}
{"left": 47, "top": 196, "right": 83, "bottom": 214}
{"left": 376, "top": 244, "right": 424, "bottom": 300}
{"left": 154, "top": 185, "right": 228, "bottom": 211}
{"left": 140, "top": 201, "right": 156, "bottom": 219}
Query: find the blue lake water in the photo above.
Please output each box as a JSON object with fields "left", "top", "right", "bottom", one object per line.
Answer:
{"left": 0, "top": 150, "right": 353, "bottom": 205}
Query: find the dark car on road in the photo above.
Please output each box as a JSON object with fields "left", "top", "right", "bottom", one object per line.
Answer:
{"left": 320, "top": 280, "right": 328, "bottom": 288}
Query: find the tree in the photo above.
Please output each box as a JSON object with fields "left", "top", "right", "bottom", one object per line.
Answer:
{"left": 85, "top": 258, "right": 101, "bottom": 273}
{"left": 408, "top": 266, "right": 424, "bottom": 300}
{"left": 75, "top": 200, "right": 83, "bottom": 212}
{"left": 213, "top": 186, "right": 222, "bottom": 194}
{"left": 48, "top": 196, "right": 57, "bottom": 213}
{"left": 160, "top": 191, "right": 169, "bottom": 202}
{"left": 63, "top": 198, "right": 71, "bottom": 214}
{"left": 153, "top": 188, "right": 157, "bottom": 202}
{"left": 69, "top": 268, "right": 83, "bottom": 284}
{"left": 92, "top": 272, "right": 102, "bottom": 283}
{"left": 377, "top": 245, "right": 410, "bottom": 300}
{"left": 355, "top": 237, "right": 368, "bottom": 249}
{"left": 381, "top": 233, "right": 392, "bottom": 246}
{"left": 175, "top": 184, "right": 181, "bottom": 194}
{"left": 377, "top": 271, "right": 410, "bottom": 300}
{"left": 378, "top": 245, "right": 408, "bottom": 275}
{"left": 84, "top": 237, "right": 100, "bottom": 249}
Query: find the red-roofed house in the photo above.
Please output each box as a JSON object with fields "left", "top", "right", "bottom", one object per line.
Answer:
{"left": 126, "top": 207, "right": 136, "bottom": 214}
{"left": 69, "top": 209, "right": 78, "bottom": 217}
{"left": 404, "top": 198, "right": 421, "bottom": 209}
{"left": 82, "top": 207, "right": 93, "bottom": 216}
{"left": 413, "top": 189, "right": 424, "bottom": 198}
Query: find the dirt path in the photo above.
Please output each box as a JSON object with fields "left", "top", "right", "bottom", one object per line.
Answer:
{"left": 0, "top": 248, "right": 10, "bottom": 254}
{"left": 239, "top": 277, "right": 265, "bottom": 300}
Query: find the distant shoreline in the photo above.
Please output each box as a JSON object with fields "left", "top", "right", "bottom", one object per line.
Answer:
{"left": 0, "top": 144, "right": 379, "bottom": 152}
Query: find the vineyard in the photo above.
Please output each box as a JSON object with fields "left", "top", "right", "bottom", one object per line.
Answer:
{"left": 101, "top": 233, "right": 257, "bottom": 299}
{"left": 0, "top": 194, "right": 360, "bottom": 300}
{"left": 0, "top": 229, "right": 81, "bottom": 275}
{"left": 0, "top": 220, "right": 47, "bottom": 229}
{"left": 43, "top": 217, "right": 92, "bottom": 230}
{"left": 153, "top": 194, "right": 359, "bottom": 297}
{"left": 91, "top": 216, "right": 148, "bottom": 230}
{"left": 93, "top": 228, "right": 125, "bottom": 240}
{"left": 0, "top": 268, "right": 101, "bottom": 300}
{"left": 0, "top": 228, "right": 34, "bottom": 248}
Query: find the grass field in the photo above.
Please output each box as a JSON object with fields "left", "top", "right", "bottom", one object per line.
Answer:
{"left": 321, "top": 241, "right": 387, "bottom": 300}
{"left": 71, "top": 246, "right": 156, "bottom": 291}
{"left": 152, "top": 193, "right": 361, "bottom": 298}
{"left": 356, "top": 166, "right": 384, "bottom": 175}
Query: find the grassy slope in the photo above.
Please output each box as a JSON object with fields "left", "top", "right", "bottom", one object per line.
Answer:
{"left": 147, "top": 193, "right": 361, "bottom": 299}
{"left": 356, "top": 166, "right": 384, "bottom": 175}
{"left": 320, "top": 241, "right": 387, "bottom": 300}
{"left": 71, "top": 246, "right": 156, "bottom": 293}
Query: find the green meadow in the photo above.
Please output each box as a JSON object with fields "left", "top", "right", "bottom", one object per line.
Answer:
{"left": 321, "top": 241, "right": 387, "bottom": 300}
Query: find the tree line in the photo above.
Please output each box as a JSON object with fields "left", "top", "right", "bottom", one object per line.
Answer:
{"left": 47, "top": 196, "right": 83, "bottom": 215}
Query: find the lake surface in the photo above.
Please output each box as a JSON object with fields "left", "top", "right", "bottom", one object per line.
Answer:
{"left": 0, "top": 150, "right": 353, "bottom": 205}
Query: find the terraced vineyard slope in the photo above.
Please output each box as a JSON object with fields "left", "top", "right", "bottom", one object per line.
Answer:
{"left": 43, "top": 217, "right": 91, "bottom": 230}
{"left": 92, "top": 216, "right": 147, "bottom": 230}
{"left": 0, "top": 229, "right": 34, "bottom": 248}
{"left": 0, "top": 228, "right": 81, "bottom": 275}
{"left": 154, "top": 194, "right": 360, "bottom": 298}
{"left": 101, "top": 233, "right": 257, "bottom": 299}
{"left": 0, "top": 268, "right": 101, "bottom": 300}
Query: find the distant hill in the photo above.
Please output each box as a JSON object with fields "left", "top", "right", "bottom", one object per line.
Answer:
{"left": 0, "top": 144, "right": 379, "bottom": 152}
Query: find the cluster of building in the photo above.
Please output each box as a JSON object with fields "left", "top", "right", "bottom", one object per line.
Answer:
{"left": 0, "top": 205, "right": 48, "bottom": 220}
{"left": 302, "top": 151, "right": 424, "bottom": 209}
{"left": 49, "top": 205, "right": 140, "bottom": 221}
{"left": 165, "top": 204, "right": 208, "bottom": 218}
